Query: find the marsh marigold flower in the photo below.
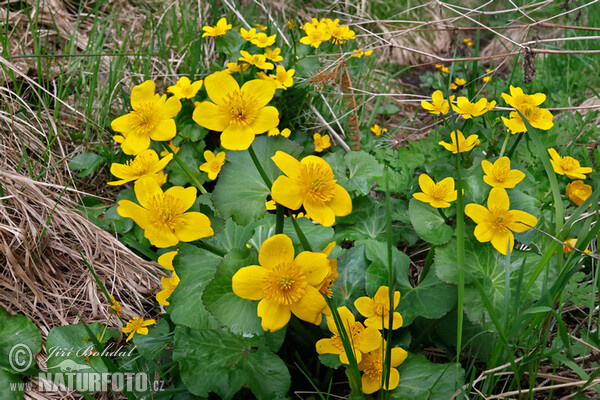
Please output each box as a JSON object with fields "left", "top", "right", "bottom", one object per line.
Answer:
{"left": 351, "top": 48, "right": 373, "bottom": 58}
{"left": 566, "top": 180, "right": 592, "bottom": 206}
{"left": 355, "top": 286, "right": 403, "bottom": 330}
{"left": 563, "top": 238, "right": 591, "bottom": 254}
{"left": 268, "top": 127, "right": 291, "bottom": 137}
{"left": 251, "top": 32, "right": 277, "bottom": 48}
{"left": 158, "top": 250, "right": 178, "bottom": 271}
{"left": 231, "top": 234, "right": 329, "bottom": 331}
{"left": 483, "top": 68, "right": 492, "bottom": 83}
{"left": 258, "top": 66, "right": 295, "bottom": 90}
{"left": 265, "top": 47, "right": 283, "bottom": 62}
{"left": 167, "top": 77, "right": 203, "bottom": 99}
{"left": 501, "top": 86, "right": 553, "bottom": 133}
{"left": 300, "top": 18, "right": 331, "bottom": 48}
{"left": 455, "top": 78, "right": 466, "bottom": 86}
{"left": 481, "top": 157, "right": 525, "bottom": 189}
{"left": 110, "top": 296, "right": 122, "bottom": 317}
{"left": 271, "top": 151, "right": 352, "bottom": 227}
{"left": 111, "top": 81, "right": 182, "bottom": 155}
{"left": 421, "top": 90, "right": 453, "bottom": 115}
{"left": 370, "top": 124, "right": 387, "bottom": 136}
{"left": 318, "top": 241, "right": 338, "bottom": 298}
{"left": 452, "top": 96, "right": 489, "bottom": 119}
{"left": 240, "top": 27, "right": 258, "bottom": 41}
{"left": 316, "top": 306, "right": 381, "bottom": 364}
{"left": 358, "top": 341, "right": 408, "bottom": 394}
{"left": 329, "top": 22, "right": 355, "bottom": 44}
{"left": 122, "top": 317, "right": 155, "bottom": 342}
{"left": 313, "top": 133, "right": 331, "bottom": 152}
{"left": 117, "top": 177, "right": 213, "bottom": 248}
{"left": 202, "top": 17, "right": 232, "bottom": 37}
{"left": 225, "top": 62, "right": 250, "bottom": 74}
{"left": 192, "top": 71, "right": 279, "bottom": 150}
{"left": 157, "top": 270, "right": 180, "bottom": 306}
{"left": 548, "top": 148, "right": 592, "bottom": 180}
{"left": 199, "top": 150, "right": 226, "bottom": 180}
{"left": 160, "top": 141, "right": 179, "bottom": 157}
{"left": 413, "top": 174, "right": 457, "bottom": 208}
{"left": 108, "top": 149, "right": 172, "bottom": 186}
{"left": 238, "top": 50, "right": 274, "bottom": 70}
{"left": 463, "top": 38, "right": 473, "bottom": 46}
{"left": 439, "top": 130, "right": 479, "bottom": 153}
{"left": 465, "top": 187, "right": 537, "bottom": 255}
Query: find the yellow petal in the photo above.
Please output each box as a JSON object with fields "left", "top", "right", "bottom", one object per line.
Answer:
{"left": 464, "top": 203, "right": 490, "bottom": 225}
{"left": 250, "top": 106, "right": 279, "bottom": 134}
{"left": 361, "top": 373, "right": 381, "bottom": 395}
{"left": 117, "top": 200, "right": 150, "bottom": 229}
{"left": 390, "top": 346, "right": 408, "bottom": 367}
{"left": 111, "top": 114, "right": 132, "bottom": 134}
{"left": 418, "top": 174, "right": 435, "bottom": 195}
{"left": 193, "top": 101, "right": 230, "bottom": 132}
{"left": 204, "top": 72, "right": 240, "bottom": 107}
{"left": 259, "top": 234, "right": 295, "bottom": 269}
{"left": 272, "top": 151, "right": 301, "bottom": 179}
{"left": 289, "top": 286, "right": 326, "bottom": 324}
{"left": 487, "top": 187, "right": 509, "bottom": 211}
{"left": 131, "top": 80, "right": 156, "bottom": 108}
{"left": 354, "top": 296, "right": 375, "bottom": 318}
{"left": 134, "top": 177, "right": 163, "bottom": 209}
{"left": 161, "top": 96, "right": 182, "bottom": 119}
{"left": 294, "top": 251, "right": 330, "bottom": 286}
{"left": 173, "top": 212, "right": 214, "bottom": 242}
{"left": 326, "top": 185, "right": 352, "bottom": 217}
{"left": 257, "top": 298, "right": 291, "bottom": 332}
{"left": 357, "top": 327, "right": 382, "bottom": 354}
{"left": 158, "top": 251, "right": 178, "bottom": 271}
{"left": 144, "top": 224, "right": 179, "bottom": 248}
{"left": 304, "top": 198, "right": 335, "bottom": 227}
{"left": 241, "top": 79, "right": 276, "bottom": 109}
{"left": 271, "top": 176, "right": 305, "bottom": 210}
{"left": 490, "top": 230, "right": 514, "bottom": 255}
{"left": 149, "top": 119, "right": 177, "bottom": 142}
{"left": 220, "top": 124, "right": 255, "bottom": 151}
{"left": 316, "top": 337, "right": 342, "bottom": 355}
{"left": 164, "top": 186, "right": 197, "bottom": 213}
{"left": 232, "top": 265, "right": 266, "bottom": 300}
{"left": 121, "top": 132, "right": 151, "bottom": 155}
{"left": 509, "top": 210, "right": 537, "bottom": 233}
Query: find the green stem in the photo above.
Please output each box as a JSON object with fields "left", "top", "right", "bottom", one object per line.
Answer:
{"left": 383, "top": 169, "right": 394, "bottom": 398}
{"left": 498, "top": 131, "right": 512, "bottom": 158}
{"left": 506, "top": 132, "right": 524, "bottom": 159}
{"left": 290, "top": 215, "right": 312, "bottom": 252}
{"left": 455, "top": 150, "right": 465, "bottom": 363}
{"left": 275, "top": 204, "right": 284, "bottom": 234}
{"left": 197, "top": 241, "right": 227, "bottom": 257}
{"left": 248, "top": 144, "right": 272, "bottom": 187}
{"left": 161, "top": 142, "right": 207, "bottom": 194}
{"left": 437, "top": 208, "right": 451, "bottom": 224}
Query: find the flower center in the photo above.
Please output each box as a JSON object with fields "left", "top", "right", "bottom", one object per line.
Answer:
{"left": 129, "top": 318, "right": 145, "bottom": 331}
{"left": 130, "top": 102, "right": 160, "bottom": 136}
{"left": 263, "top": 261, "right": 307, "bottom": 305}
{"left": 362, "top": 352, "right": 383, "bottom": 380}
{"left": 148, "top": 194, "right": 185, "bottom": 231}
{"left": 299, "top": 162, "right": 337, "bottom": 204}
{"left": 431, "top": 184, "right": 450, "bottom": 201}
{"left": 373, "top": 301, "right": 390, "bottom": 317}
{"left": 223, "top": 91, "right": 258, "bottom": 126}
{"left": 561, "top": 156, "right": 579, "bottom": 172}
{"left": 126, "top": 153, "right": 154, "bottom": 176}
{"left": 210, "top": 160, "right": 222, "bottom": 171}
{"left": 490, "top": 209, "right": 513, "bottom": 231}
{"left": 493, "top": 164, "right": 510, "bottom": 181}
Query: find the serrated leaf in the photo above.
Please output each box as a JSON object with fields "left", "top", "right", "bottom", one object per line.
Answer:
{"left": 332, "top": 245, "right": 368, "bottom": 307}
{"left": 363, "top": 239, "right": 412, "bottom": 297}
{"left": 166, "top": 141, "right": 206, "bottom": 186}
{"left": 169, "top": 243, "right": 223, "bottom": 330}
{"left": 212, "top": 136, "right": 303, "bottom": 225}
{"left": 0, "top": 307, "right": 42, "bottom": 374}
{"left": 340, "top": 151, "right": 384, "bottom": 195}
{"left": 408, "top": 198, "right": 453, "bottom": 245}
{"left": 68, "top": 152, "right": 105, "bottom": 177}
{"left": 390, "top": 355, "right": 465, "bottom": 399}
{"left": 132, "top": 319, "right": 170, "bottom": 361}
{"left": 335, "top": 196, "right": 387, "bottom": 241}
{"left": 318, "top": 353, "right": 342, "bottom": 369}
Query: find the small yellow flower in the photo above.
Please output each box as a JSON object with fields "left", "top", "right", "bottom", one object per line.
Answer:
{"left": 413, "top": 174, "right": 457, "bottom": 208}
{"left": 455, "top": 78, "right": 466, "bottom": 86}
{"left": 318, "top": 242, "right": 338, "bottom": 298}
{"left": 465, "top": 187, "right": 537, "bottom": 255}
{"left": 117, "top": 177, "right": 213, "bottom": 248}
{"left": 463, "top": 38, "right": 473, "bottom": 46}
{"left": 286, "top": 19, "right": 296, "bottom": 29}
{"left": 370, "top": 124, "right": 387, "bottom": 136}
{"left": 449, "top": 83, "right": 458, "bottom": 90}
{"left": 451, "top": 96, "right": 489, "bottom": 119}
{"left": 548, "top": 148, "right": 592, "bottom": 180}
{"left": 441, "top": 66, "right": 449, "bottom": 73}
{"left": 316, "top": 306, "right": 382, "bottom": 364}
{"left": 258, "top": 66, "right": 295, "bottom": 90}
{"left": 268, "top": 127, "right": 291, "bottom": 137}
{"left": 202, "top": 17, "right": 232, "bottom": 37}
{"left": 313, "top": 133, "right": 331, "bottom": 152}
{"left": 439, "top": 130, "right": 479, "bottom": 153}
{"left": 566, "top": 180, "right": 592, "bottom": 206}
{"left": 501, "top": 86, "right": 554, "bottom": 132}
{"left": 122, "top": 317, "right": 156, "bottom": 342}
{"left": 355, "top": 286, "right": 403, "bottom": 330}
{"left": 110, "top": 296, "right": 122, "bottom": 317}
{"left": 199, "top": 150, "right": 226, "bottom": 180}
{"left": 434, "top": 64, "right": 443, "bottom": 69}
{"left": 157, "top": 271, "right": 180, "bottom": 306}
{"left": 481, "top": 157, "right": 525, "bottom": 189}
{"left": 192, "top": 71, "right": 279, "bottom": 150}
{"left": 330, "top": 24, "right": 355, "bottom": 44}
{"left": 421, "top": 90, "right": 453, "bottom": 115}
{"left": 224, "top": 62, "right": 250, "bottom": 74}
{"left": 238, "top": 50, "right": 275, "bottom": 70}
{"left": 111, "top": 81, "right": 182, "bottom": 155}
{"left": 299, "top": 18, "right": 331, "bottom": 48}
{"left": 167, "top": 77, "right": 203, "bottom": 99}
{"left": 265, "top": 47, "right": 283, "bottom": 62}
{"left": 231, "top": 234, "right": 329, "bottom": 331}
{"left": 563, "top": 238, "right": 591, "bottom": 254}
{"left": 159, "top": 141, "right": 180, "bottom": 157}
{"left": 108, "top": 149, "right": 172, "bottom": 186}
{"left": 358, "top": 341, "right": 408, "bottom": 394}
{"left": 251, "top": 32, "right": 277, "bottom": 48}
{"left": 240, "top": 27, "right": 258, "bottom": 41}
{"left": 255, "top": 23, "right": 268, "bottom": 31}
{"left": 351, "top": 48, "right": 373, "bottom": 58}
{"left": 483, "top": 68, "right": 492, "bottom": 83}
{"left": 271, "top": 151, "right": 352, "bottom": 227}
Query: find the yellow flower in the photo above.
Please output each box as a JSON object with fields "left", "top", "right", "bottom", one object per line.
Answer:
{"left": 412, "top": 174, "right": 457, "bottom": 209}
{"left": 481, "top": 157, "right": 525, "bottom": 189}
{"left": 255, "top": 24, "right": 268, "bottom": 31}
{"left": 258, "top": 66, "right": 295, "bottom": 90}
{"left": 108, "top": 149, "right": 172, "bottom": 186}
{"left": 240, "top": 27, "right": 258, "bottom": 41}
{"left": 157, "top": 271, "right": 180, "bottom": 306}
{"left": 318, "top": 242, "right": 338, "bottom": 298}
{"left": 192, "top": 71, "right": 279, "bottom": 150}
{"left": 122, "top": 317, "right": 156, "bottom": 342}
{"left": 465, "top": 187, "right": 537, "bottom": 255}
{"left": 370, "top": 124, "right": 387, "bottom": 136}
{"left": 441, "top": 66, "right": 449, "bottom": 73}
{"left": 463, "top": 38, "right": 473, "bottom": 46}
{"left": 167, "top": 77, "right": 203, "bottom": 99}
{"left": 202, "top": 17, "right": 232, "bottom": 37}
{"left": 566, "top": 180, "right": 592, "bottom": 206}
{"left": 313, "top": 133, "right": 331, "bottom": 152}
{"left": 483, "top": 68, "right": 492, "bottom": 83}
{"left": 548, "top": 148, "right": 592, "bottom": 180}
{"left": 563, "top": 238, "right": 591, "bottom": 254}
{"left": 449, "top": 83, "right": 458, "bottom": 90}
{"left": 439, "top": 130, "right": 479, "bottom": 153}
{"left": 268, "top": 127, "right": 291, "bottom": 137}
{"left": 501, "top": 86, "right": 554, "bottom": 131}
{"left": 451, "top": 96, "right": 489, "bottom": 119}
{"left": 111, "top": 81, "right": 182, "bottom": 155}
{"left": 109, "top": 296, "right": 122, "bottom": 317}
{"left": 265, "top": 199, "right": 276, "bottom": 210}
{"left": 159, "top": 141, "right": 179, "bottom": 157}
{"left": 251, "top": 32, "right": 277, "bottom": 48}
{"left": 286, "top": 19, "right": 296, "bottom": 29}
{"left": 316, "top": 306, "right": 381, "bottom": 364}
{"left": 158, "top": 250, "right": 178, "bottom": 271}
{"left": 271, "top": 151, "right": 352, "bottom": 227}
{"left": 455, "top": 78, "right": 466, "bottom": 86}
{"left": 265, "top": 47, "right": 283, "bottom": 62}
{"left": 355, "top": 286, "right": 403, "bottom": 330}
{"left": 330, "top": 24, "right": 355, "bottom": 44}
{"left": 224, "top": 62, "right": 250, "bottom": 74}
{"left": 434, "top": 63, "right": 443, "bottom": 69}
{"left": 231, "top": 234, "right": 329, "bottom": 332}
{"left": 238, "top": 50, "right": 274, "bottom": 70}
{"left": 351, "top": 48, "right": 373, "bottom": 58}
{"left": 484, "top": 99, "right": 497, "bottom": 111}
{"left": 299, "top": 18, "right": 331, "bottom": 48}
{"left": 199, "top": 150, "right": 226, "bottom": 180}
{"left": 117, "top": 177, "right": 213, "bottom": 248}
{"left": 421, "top": 90, "right": 453, "bottom": 115}
{"left": 358, "top": 341, "right": 408, "bottom": 394}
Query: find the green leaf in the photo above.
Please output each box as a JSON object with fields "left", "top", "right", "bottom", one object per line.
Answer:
{"left": 203, "top": 248, "right": 264, "bottom": 335}
{"left": 174, "top": 326, "right": 290, "bottom": 399}
{"left": 212, "top": 136, "right": 303, "bottom": 225}
{"left": 408, "top": 198, "right": 453, "bottom": 245}
{"left": 283, "top": 216, "right": 334, "bottom": 254}
{"left": 210, "top": 218, "right": 257, "bottom": 252}
{"left": 379, "top": 103, "right": 401, "bottom": 115}
{"left": 332, "top": 245, "right": 368, "bottom": 307}
{"left": 178, "top": 123, "right": 207, "bottom": 142}
{"left": 0, "top": 307, "right": 42, "bottom": 374}
{"left": 318, "top": 354, "right": 342, "bottom": 369}
{"left": 340, "top": 151, "right": 384, "bottom": 195}
{"left": 390, "top": 355, "right": 465, "bottom": 399}
{"left": 166, "top": 141, "right": 206, "bottom": 186}
{"left": 68, "top": 152, "right": 105, "bottom": 177}
{"left": 364, "top": 239, "right": 412, "bottom": 296}
{"left": 132, "top": 319, "right": 170, "bottom": 361}
{"left": 0, "top": 368, "right": 23, "bottom": 400}
{"left": 335, "top": 196, "right": 387, "bottom": 241}
{"left": 169, "top": 243, "right": 223, "bottom": 330}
